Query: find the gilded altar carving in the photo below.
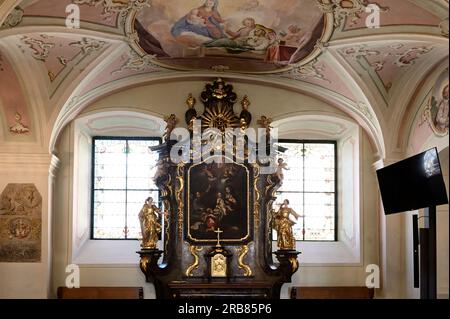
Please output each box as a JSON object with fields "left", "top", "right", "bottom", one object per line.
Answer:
{"left": 0, "top": 184, "right": 41, "bottom": 262}
{"left": 136, "top": 78, "right": 300, "bottom": 299}
{"left": 237, "top": 244, "right": 253, "bottom": 277}
{"left": 289, "top": 257, "right": 299, "bottom": 274}
{"left": 211, "top": 253, "right": 227, "bottom": 277}
{"left": 176, "top": 163, "right": 185, "bottom": 239}
{"left": 163, "top": 199, "right": 171, "bottom": 254}
{"left": 184, "top": 78, "right": 252, "bottom": 134}
{"left": 253, "top": 165, "right": 261, "bottom": 230}
{"left": 140, "top": 255, "right": 150, "bottom": 273}
{"left": 264, "top": 173, "right": 278, "bottom": 254}
{"left": 185, "top": 244, "right": 203, "bottom": 277}
{"left": 265, "top": 174, "right": 275, "bottom": 197}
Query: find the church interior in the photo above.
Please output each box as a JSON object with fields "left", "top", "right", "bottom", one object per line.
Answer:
{"left": 0, "top": 0, "right": 448, "bottom": 300}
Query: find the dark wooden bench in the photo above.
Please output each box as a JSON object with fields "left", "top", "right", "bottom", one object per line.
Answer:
{"left": 291, "top": 286, "right": 374, "bottom": 299}
{"left": 57, "top": 287, "right": 144, "bottom": 299}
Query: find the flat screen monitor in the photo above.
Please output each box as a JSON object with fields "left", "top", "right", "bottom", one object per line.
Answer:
{"left": 376, "top": 147, "right": 448, "bottom": 215}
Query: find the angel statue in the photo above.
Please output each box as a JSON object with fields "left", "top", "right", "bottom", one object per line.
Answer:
{"left": 272, "top": 199, "right": 300, "bottom": 250}
{"left": 276, "top": 158, "right": 289, "bottom": 182}
{"left": 257, "top": 115, "right": 273, "bottom": 136}
{"left": 138, "top": 197, "right": 162, "bottom": 249}
{"left": 163, "top": 114, "right": 178, "bottom": 142}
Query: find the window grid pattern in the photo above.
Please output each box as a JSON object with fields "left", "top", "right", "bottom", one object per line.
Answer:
{"left": 92, "top": 137, "right": 160, "bottom": 239}
{"left": 275, "top": 141, "right": 337, "bottom": 241}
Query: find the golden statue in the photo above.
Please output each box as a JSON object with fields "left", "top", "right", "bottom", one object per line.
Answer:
{"left": 186, "top": 93, "right": 196, "bottom": 109}
{"left": 273, "top": 199, "right": 300, "bottom": 250}
{"left": 240, "top": 118, "right": 248, "bottom": 131}
{"left": 212, "top": 78, "right": 227, "bottom": 99}
{"left": 257, "top": 115, "right": 273, "bottom": 135}
{"left": 139, "top": 197, "right": 162, "bottom": 249}
{"left": 241, "top": 95, "right": 251, "bottom": 110}
{"left": 163, "top": 114, "right": 178, "bottom": 142}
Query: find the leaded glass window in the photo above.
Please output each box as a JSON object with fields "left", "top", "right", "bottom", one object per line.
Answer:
{"left": 274, "top": 141, "right": 337, "bottom": 241}
{"left": 92, "top": 137, "right": 160, "bottom": 239}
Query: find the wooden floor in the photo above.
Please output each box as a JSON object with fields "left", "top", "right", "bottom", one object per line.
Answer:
{"left": 57, "top": 287, "right": 143, "bottom": 299}
{"left": 291, "top": 287, "right": 375, "bottom": 299}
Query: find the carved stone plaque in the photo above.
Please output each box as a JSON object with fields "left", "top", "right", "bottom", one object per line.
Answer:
{"left": 0, "top": 184, "right": 42, "bottom": 262}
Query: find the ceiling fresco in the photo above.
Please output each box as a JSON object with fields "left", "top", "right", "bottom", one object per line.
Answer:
{"left": 341, "top": 0, "right": 442, "bottom": 31}
{"left": 0, "top": 49, "right": 31, "bottom": 135}
{"left": 340, "top": 42, "right": 436, "bottom": 91}
{"left": 22, "top": 0, "right": 120, "bottom": 27}
{"left": 130, "top": 0, "right": 333, "bottom": 73}
{"left": 0, "top": 0, "right": 448, "bottom": 151}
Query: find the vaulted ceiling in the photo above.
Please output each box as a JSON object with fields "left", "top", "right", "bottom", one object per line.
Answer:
{"left": 0, "top": 0, "right": 448, "bottom": 157}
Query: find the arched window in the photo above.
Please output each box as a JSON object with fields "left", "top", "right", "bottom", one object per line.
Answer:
{"left": 275, "top": 140, "right": 337, "bottom": 241}
{"left": 91, "top": 136, "right": 161, "bottom": 239}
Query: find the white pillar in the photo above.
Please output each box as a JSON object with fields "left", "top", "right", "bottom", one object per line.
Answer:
{"left": 373, "top": 157, "right": 405, "bottom": 298}
{"left": 47, "top": 154, "right": 61, "bottom": 298}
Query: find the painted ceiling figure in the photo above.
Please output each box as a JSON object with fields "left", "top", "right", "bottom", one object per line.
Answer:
{"left": 171, "top": 0, "right": 226, "bottom": 41}
{"left": 134, "top": 19, "right": 169, "bottom": 57}
{"left": 434, "top": 84, "right": 449, "bottom": 133}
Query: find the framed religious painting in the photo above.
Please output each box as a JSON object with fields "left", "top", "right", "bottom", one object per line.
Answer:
{"left": 185, "top": 156, "right": 254, "bottom": 245}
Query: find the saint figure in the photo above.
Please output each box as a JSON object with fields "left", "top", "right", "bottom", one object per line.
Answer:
{"left": 273, "top": 199, "right": 300, "bottom": 250}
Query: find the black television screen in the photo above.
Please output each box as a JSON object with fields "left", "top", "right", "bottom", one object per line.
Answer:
{"left": 376, "top": 147, "right": 448, "bottom": 215}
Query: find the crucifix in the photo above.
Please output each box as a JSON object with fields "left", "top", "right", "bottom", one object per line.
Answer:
{"left": 214, "top": 228, "right": 223, "bottom": 247}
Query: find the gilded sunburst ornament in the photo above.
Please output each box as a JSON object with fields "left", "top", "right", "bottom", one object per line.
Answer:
{"left": 201, "top": 103, "right": 240, "bottom": 132}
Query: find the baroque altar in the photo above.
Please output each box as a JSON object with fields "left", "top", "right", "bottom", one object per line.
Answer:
{"left": 137, "top": 78, "right": 300, "bottom": 299}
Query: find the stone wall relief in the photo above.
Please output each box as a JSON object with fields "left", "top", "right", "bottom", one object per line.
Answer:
{"left": 0, "top": 184, "right": 42, "bottom": 262}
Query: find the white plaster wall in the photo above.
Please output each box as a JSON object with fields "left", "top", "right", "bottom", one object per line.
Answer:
{"left": 51, "top": 112, "right": 158, "bottom": 299}
{"left": 281, "top": 127, "right": 379, "bottom": 298}
{"left": 403, "top": 98, "right": 449, "bottom": 299}
{"left": 403, "top": 149, "right": 448, "bottom": 299}
{"left": 436, "top": 148, "right": 449, "bottom": 298}
{"left": 0, "top": 153, "right": 51, "bottom": 298}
